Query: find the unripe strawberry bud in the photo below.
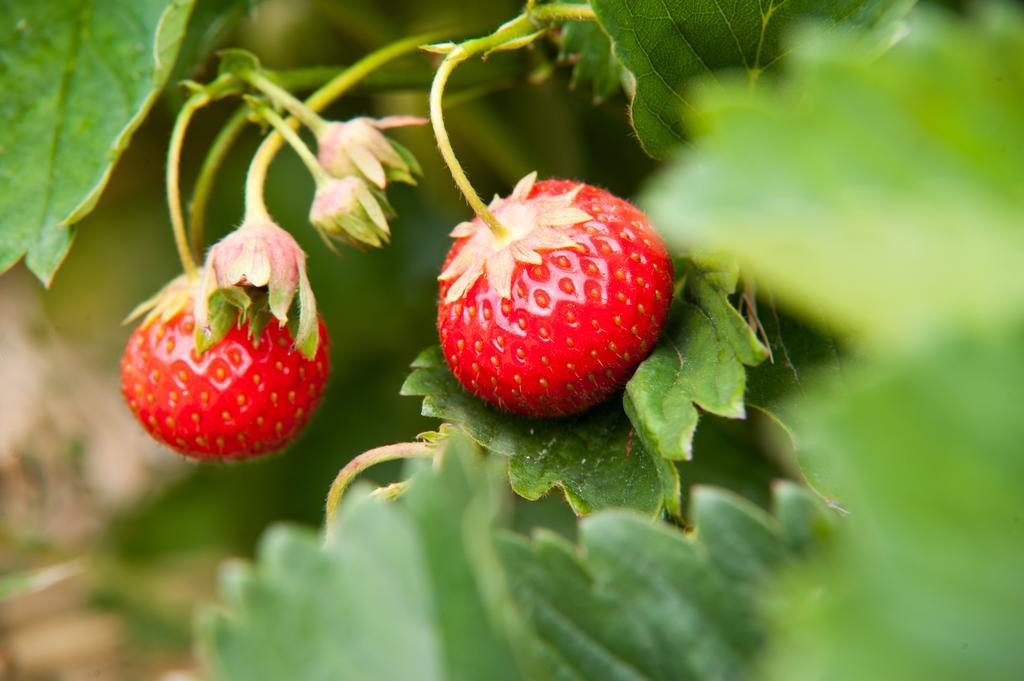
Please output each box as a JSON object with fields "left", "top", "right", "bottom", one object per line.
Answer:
{"left": 196, "top": 219, "right": 319, "bottom": 358}
{"left": 310, "top": 176, "right": 393, "bottom": 249}
{"left": 316, "top": 116, "right": 425, "bottom": 188}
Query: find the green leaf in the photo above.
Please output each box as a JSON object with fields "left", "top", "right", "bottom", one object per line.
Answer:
{"left": 499, "top": 483, "right": 836, "bottom": 681}
{"left": 643, "top": 8, "right": 1024, "bottom": 345}
{"left": 763, "top": 325, "right": 1024, "bottom": 681}
{"left": 401, "top": 347, "right": 679, "bottom": 516}
{"left": 680, "top": 414, "right": 790, "bottom": 515}
{"left": 201, "top": 435, "right": 835, "bottom": 681}
{"left": 559, "top": 18, "right": 623, "bottom": 103}
{"left": 624, "top": 262, "right": 767, "bottom": 462}
{"left": 168, "top": 0, "right": 254, "bottom": 87}
{"left": 745, "top": 304, "right": 845, "bottom": 413}
{"left": 0, "top": 0, "right": 196, "bottom": 285}
{"left": 742, "top": 302, "right": 847, "bottom": 447}
{"left": 590, "top": 0, "right": 904, "bottom": 157}
{"left": 202, "top": 436, "right": 525, "bottom": 681}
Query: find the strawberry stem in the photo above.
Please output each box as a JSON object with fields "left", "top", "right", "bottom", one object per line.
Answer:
{"left": 243, "top": 71, "right": 329, "bottom": 137}
{"left": 242, "top": 31, "right": 446, "bottom": 226}
{"left": 167, "top": 90, "right": 207, "bottom": 279}
{"left": 427, "top": 5, "right": 597, "bottom": 241}
{"left": 530, "top": 2, "right": 597, "bottom": 22}
{"left": 253, "top": 103, "right": 330, "bottom": 184}
{"left": 189, "top": 105, "right": 248, "bottom": 257}
{"left": 430, "top": 49, "right": 513, "bottom": 240}
{"left": 324, "top": 441, "right": 436, "bottom": 532}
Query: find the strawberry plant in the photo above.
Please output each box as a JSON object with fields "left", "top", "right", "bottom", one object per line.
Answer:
{"left": 0, "top": 1, "right": 1021, "bottom": 680}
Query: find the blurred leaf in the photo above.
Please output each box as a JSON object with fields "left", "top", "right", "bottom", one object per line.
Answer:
{"left": 401, "top": 347, "right": 679, "bottom": 516}
{"left": 763, "top": 326, "right": 1024, "bottom": 681}
{"left": 558, "top": 18, "right": 623, "bottom": 103}
{"left": 624, "top": 261, "right": 768, "bottom": 462}
{"left": 0, "top": 0, "right": 196, "bottom": 285}
{"left": 202, "top": 436, "right": 524, "bottom": 681}
{"left": 202, "top": 433, "right": 835, "bottom": 681}
{"left": 590, "top": 0, "right": 901, "bottom": 157}
{"left": 499, "top": 483, "right": 836, "bottom": 680}
{"left": 644, "top": 8, "right": 1024, "bottom": 345}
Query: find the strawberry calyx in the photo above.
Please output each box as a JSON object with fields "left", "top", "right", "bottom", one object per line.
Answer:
{"left": 195, "top": 218, "right": 320, "bottom": 359}
{"left": 438, "top": 171, "right": 593, "bottom": 303}
{"left": 309, "top": 175, "right": 394, "bottom": 250}
{"left": 124, "top": 274, "right": 194, "bottom": 328}
{"left": 317, "top": 116, "right": 426, "bottom": 188}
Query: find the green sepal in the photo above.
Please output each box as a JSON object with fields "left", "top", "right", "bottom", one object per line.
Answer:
{"left": 293, "top": 267, "right": 319, "bottom": 360}
{"left": 196, "top": 289, "right": 244, "bottom": 354}
{"left": 389, "top": 140, "right": 422, "bottom": 178}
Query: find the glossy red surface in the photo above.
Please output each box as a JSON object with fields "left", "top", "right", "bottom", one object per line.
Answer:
{"left": 121, "top": 313, "right": 330, "bottom": 459}
{"left": 438, "top": 180, "right": 673, "bottom": 417}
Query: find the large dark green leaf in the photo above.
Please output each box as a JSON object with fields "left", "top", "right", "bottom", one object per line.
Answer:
{"left": 680, "top": 414, "right": 790, "bottom": 515}
{"left": 624, "top": 261, "right": 767, "bottom": 462}
{"left": 643, "top": 8, "right": 1024, "bottom": 345}
{"left": 745, "top": 303, "right": 845, "bottom": 412}
{"left": 401, "top": 347, "right": 678, "bottom": 516}
{"left": 168, "top": 0, "right": 255, "bottom": 94}
{"left": 0, "top": 0, "right": 195, "bottom": 284}
{"left": 590, "top": 0, "right": 905, "bottom": 157}
{"left": 500, "top": 482, "right": 835, "bottom": 681}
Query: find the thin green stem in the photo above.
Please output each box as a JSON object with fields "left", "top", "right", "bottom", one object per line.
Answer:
{"left": 242, "top": 31, "right": 442, "bottom": 225}
{"left": 426, "top": 6, "right": 594, "bottom": 240}
{"left": 257, "top": 104, "right": 329, "bottom": 182}
{"left": 188, "top": 106, "right": 249, "bottom": 257}
{"left": 430, "top": 51, "right": 510, "bottom": 240}
{"left": 324, "top": 442, "right": 435, "bottom": 528}
{"left": 167, "top": 91, "right": 206, "bottom": 279}
{"left": 305, "top": 32, "right": 444, "bottom": 111}
{"left": 530, "top": 2, "right": 597, "bottom": 22}
{"left": 244, "top": 71, "right": 328, "bottom": 136}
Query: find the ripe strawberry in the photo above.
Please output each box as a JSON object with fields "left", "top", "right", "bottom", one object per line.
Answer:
{"left": 121, "top": 312, "right": 329, "bottom": 460}
{"left": 437, "top": 173, "right": 673, "bottom": 418}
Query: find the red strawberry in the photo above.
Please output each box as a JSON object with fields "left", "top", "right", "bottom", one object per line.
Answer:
{"left": 437, "top": 173, "right": 673, "bottom": 418}
{"left": 121, "top": 311, "right": 330, "bottom": 460}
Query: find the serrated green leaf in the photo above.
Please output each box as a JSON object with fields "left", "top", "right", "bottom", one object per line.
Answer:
{"left": 680, "top": 414, "right": 790, "bottom": 515}
{"left": 401, "top": 347, "right": 678, "bottom": 516}
{"left": 500, "top": 482, "right": 835, "bottom": 681}
{"left": 644, "top": 8, "right": 1024, "bottom": 345}
{"left": 167, "top": 0, "right": 254, "bottom": 95}
{"left": 691, "top": 487, "right": 789, "bottom": 594}
{"left": 201, "top": 433, "right": 835, "bottom": 681}
{"left": 0, "top": 0, "right": 196, "bottom": 285}
{"left": 745, "top": 303, "right": 845, "bottom": 413}
{"left": 763, "top": 325, "right": 1024, "bottom": 681}
{"left": 202, "top": 436, "right": 524, "bottom": 681}
{"left": 559, "top": 19, "right": 623, "bottom": 103}
{"left": 624, "top": 263, "right": 767, "bottom": 462}
{"left": 590, "top": 0, "right": 905, "bottom": 158}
